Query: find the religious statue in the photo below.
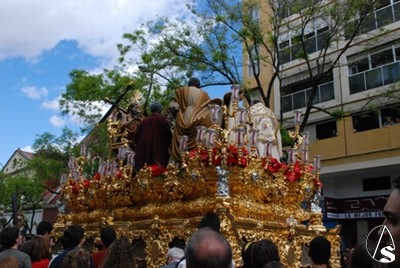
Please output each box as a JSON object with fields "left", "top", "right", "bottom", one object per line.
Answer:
{"left": 248, "top": 100, "right": 283, "bottom": 160}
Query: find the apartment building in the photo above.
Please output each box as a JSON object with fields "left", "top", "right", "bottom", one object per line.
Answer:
{"left": 244, "top": 0, "right": 400, "bottom": 248}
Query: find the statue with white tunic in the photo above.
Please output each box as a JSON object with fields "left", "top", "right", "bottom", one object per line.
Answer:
{"left": 248, "top": 100, "right": 283, "bottom": 160}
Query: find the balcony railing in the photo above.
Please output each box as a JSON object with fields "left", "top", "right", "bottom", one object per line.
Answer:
{"left": 282, "top": 81, "right": 334, "bottom": 112}
{"left": 349, "top": 61, "right": 400, "bottom": 94}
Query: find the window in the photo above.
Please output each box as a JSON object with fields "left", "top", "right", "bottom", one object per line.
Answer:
{"left": 348, "top": 43, "right": 400, "bottom": 94}
{"left": 282, "top": 71, "right": 334, "bottom": 112}
{"left": 352, "top": 112, "right": 380, "bottom": 132}
{"left": 278, "top": 26, "right": 330, "bottom": 64}
{"left": 363, "top": 176, "right": 391, "bottom": 191}
{"left": 346, "top": 0, "right": 400, "bottom": 38}
{"left": 248, "top": 45, "right": 259, "bottom": 77}
{"left": 316, "top": 121, "right": 337, "bottom": 140}
{"left": 248, "top": 5, "right": 260, "bottom": 22}
{"left": 381, "top": 105, "right": 400, "bottom": 127}
{"left": 277, "top": 0, "right": 322, "bottom": 18}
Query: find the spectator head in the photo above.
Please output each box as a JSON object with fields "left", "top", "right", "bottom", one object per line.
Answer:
{"left": 198, "top": 212, "right": 221, "bottom": 232}
{"left": 188, "top": 77, "right": 200, "bottom": 88}
{"left": 166, "top": 247, "right": 184, "bottom": 264}
{"left": 61, "top": 247, "right": 91, "bottom": 268}
{"left": 0, "top": 256, "right": 19, "bottom": 268}
{"left": 0, "top": 226, "right": 21, "bottom": 249}
{"left": 381, "top": 176, "right": 400, "bottom": 266}
{"left": 19, "top": 237, "right": 49, "bottom": 262}
{"left": 168, "top": 237, "right": 185, "bottom": 250}
{"left": 350, "top": 243, "right": 375, "bottom": 268}
{"left": 100, "top": 227, "right": 117, "bottom": 248}
{"left": 242, "top": 239, "right": 281, "bottom": 268}
{"left": 36, "top": 220, "right": 53, "bottom": 236}
{"left": 61, "top": 224, "right": 85, "bottom": 249}
{"left": 150, "top": 102, "right": 163, "bottom": 113}
{"left": 308, "top": 236, "right": 331, "bottom": 265}
{"left": 102, "top": 237, "right": 136, "bottom": 268}
{"left": 185, "top": 227, "right": 232, "bottom": 268}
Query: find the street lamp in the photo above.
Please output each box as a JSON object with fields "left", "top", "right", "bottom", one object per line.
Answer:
{"left": 139, "top": 65, "right": 154, "bottom": 116}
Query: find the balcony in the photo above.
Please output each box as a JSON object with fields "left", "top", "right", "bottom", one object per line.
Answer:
{"left": 282, "top": 81, "right": 334, "bottom": 112}
{"left": 310, "top": 116, "right": 400, "bottom": 167}
{"left": 349, "top": 61, "right": 400, "bottom": 94}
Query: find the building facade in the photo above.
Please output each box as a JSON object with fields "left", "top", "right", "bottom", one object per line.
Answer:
{"left": 243, "top": 0, "right": 400, "bottom": 248}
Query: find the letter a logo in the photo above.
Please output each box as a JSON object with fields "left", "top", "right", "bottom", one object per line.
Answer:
{"left": 366, "top": 225, "right": 396, "bottom": 263}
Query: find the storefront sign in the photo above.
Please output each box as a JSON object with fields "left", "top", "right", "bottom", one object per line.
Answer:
{"left": 325, "top": 195, "right": 388, "bottom": 219}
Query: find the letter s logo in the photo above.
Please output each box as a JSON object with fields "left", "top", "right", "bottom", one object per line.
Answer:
{"left": 366, "top": 225, "right": 396, "bottom": 264}
{"left": 380, "top": 245, "right": 396, "bottom": 263}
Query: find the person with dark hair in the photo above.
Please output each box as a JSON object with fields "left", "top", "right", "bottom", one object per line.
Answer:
{"left": 61, "top": 247, "right": 91, "bottom": 268}
{"left": 198, "top": 212, "right": 221, "bottom": 232}
{"left": 35, "top": 220, "right": 54, "bottom": 259}
{"left": 102, "top": 237, "right": 136, "bottom": 268}
{"left": 349, "top": 243, "right": 375, "bottom": 268}
{"left": 19, "top": 237, "right": 50, "bottom": 268}
{"left": 241, "top": 239, "right": 283, "bottom": 268}
{"left": 36, "top": 221, "right": 53, "bottom": 237}
{"left": 185, "top": 227, "right": 232, "bottom": 268}
{"left": 49, "top": 224, "right": 92, "bottom": 268}
{"left": 379, "top": 176, "right": 400, "bottom": 267}
{"left": 0, "top": 226, "right": 31, "bottom": 268}
{"left": 134, "top": 101, "right": 172, "bottom": 169}
{"left": 308, "top": 236, "right": 331, "bottom": 268}
{"left": 91, "top": 227, "right": 117, "bottom": 268}
{"left": 169, "top": 77, "right": 215, "bottom": 163}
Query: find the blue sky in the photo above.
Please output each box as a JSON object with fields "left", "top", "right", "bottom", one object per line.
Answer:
{"left": 0, "top": 0, "right": 227, "bottom": 167}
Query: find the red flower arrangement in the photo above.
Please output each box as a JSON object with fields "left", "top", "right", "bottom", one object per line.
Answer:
{"left": 188, "top": 145, "right": 249, "bottom": 167}
{"left": 284, "top": 161, "right": 303, "bottom": 182}
{"left": 263, "top": 156, "right": 317, "bottom": 183}
{"left": 68, "top": 180, "right": 80, "bottom": 194}
{"left": 147, "top": 164, "right": 167, "bottom": 177}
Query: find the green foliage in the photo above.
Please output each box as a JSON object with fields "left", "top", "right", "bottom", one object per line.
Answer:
{"left": 330, "top": 109, "right": 346, "bottom": 121}
{"left": 280, "top": 127, "right": 294, "bottom": 148}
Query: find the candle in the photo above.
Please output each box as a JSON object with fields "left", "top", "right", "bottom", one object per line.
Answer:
{"left": 231, "top": 84, "right": 240, "bottom": 101}
{"left": 68, "top": 157, "right": 76, "bottom": 170}
{"left": 249, "top": 128, "right": 259, "bottom": 147}
{"left": 303, "top": 131, "right": 310, "bottom": 147}
{"left": 209, "top": 104, "right": 221, "bottom": 124}
{"left": 302, "top": 148, "right": 309, "bottom": 163}
{"left": 236, "top": 107, "right": 247, "bottom": 126}
{"left": 196, "top": 126, "right": 206, "bottom": 145}
{"left": 98, "top": 161, "right": 106, "bottom": 176}
{"left": 287, "top": 149, "right": 294, "bottom": 164}
{"left": 80, "top": 145, "right": 87, "bottom": 157}
{"left": 118, "top": 147, "right": 126, "bottom": 161}
{"left": 235, "top": 127, "right": 245, "bottom": 147}
{"left": 265, "top": 141, "right": 271, "bottom": 157}
{"left": 313, "top": 155, "right": 321, "bottom": 170}
{"left": 293, "top": 110, "right": 302, "bottom": 125}
{"left": 205, "top": 129, "right": 216, "bottom": 148}
{"left": 179, "top": 135, "right": 189, "bottom": 153}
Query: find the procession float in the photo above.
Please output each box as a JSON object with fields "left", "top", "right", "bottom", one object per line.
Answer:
{"left": 54, "top": 84, "right": 341, "bottom": 267}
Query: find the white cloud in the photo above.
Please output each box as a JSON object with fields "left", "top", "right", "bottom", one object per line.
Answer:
{"left": 42, "top": 97, "right": 61, "bottom": 111}
{"left": 20, "top": 145, "right": 34, "bottom": 153}
{"left": 0, "top": 0, "right": 192, "bottom": 61}
{"left": 21, "top": 86, "right": 48, "bottom": 99}
{"left": 50, "top": 115, "right": 65, "bottom": 127}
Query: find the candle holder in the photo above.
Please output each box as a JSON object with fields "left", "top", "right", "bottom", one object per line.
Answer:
{"left": 248, "top": 128, "right": 259, "bottom": 158}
